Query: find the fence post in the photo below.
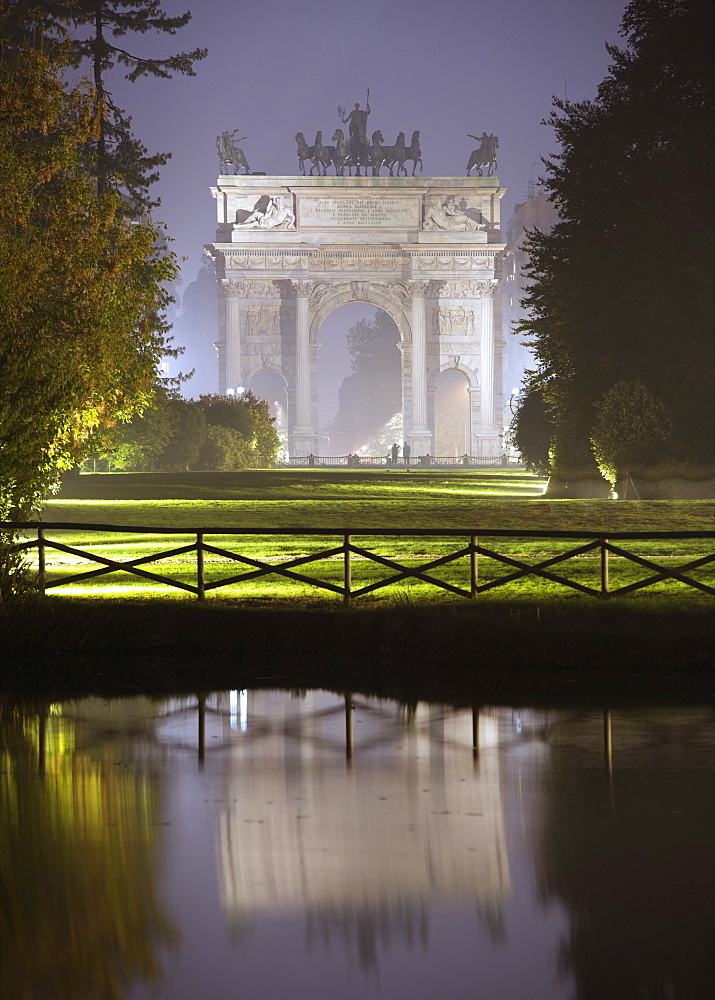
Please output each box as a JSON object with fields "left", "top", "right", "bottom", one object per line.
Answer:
{"left": 196, "top": 532, "right": 205, "bottom": 601}
{"left": 345, "top": 692, "right": 353, "bottom": 760}
{"left": 37, "top": 525, "right": 46, "bottom": 595}
{"left": 600, "top": 537, "right": 609, "bottom": 597}
{"left": 344, "top": 534, "right": 352, "bottom": 604}
{"left": 470, "top": 534, "right": 478, "bottom": 598}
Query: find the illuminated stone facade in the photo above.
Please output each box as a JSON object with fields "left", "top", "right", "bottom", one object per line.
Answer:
{"left": 206, "top": 176, "right": 506, "bottom": 456}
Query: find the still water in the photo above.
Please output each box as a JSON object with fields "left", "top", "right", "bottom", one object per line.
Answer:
{"left": 1, "top": 692, "right": 713, "bottom": 1000}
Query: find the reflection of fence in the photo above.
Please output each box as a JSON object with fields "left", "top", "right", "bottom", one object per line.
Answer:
{"left": 275, "top": 455, "right": 523, "bottom": 469}
{"left": 4, "top": 522, "right": 713, "bottom": 602}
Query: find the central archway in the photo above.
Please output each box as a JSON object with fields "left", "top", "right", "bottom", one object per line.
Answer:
{"left": 317, "top": 303, "right": 402, "bottom": 456}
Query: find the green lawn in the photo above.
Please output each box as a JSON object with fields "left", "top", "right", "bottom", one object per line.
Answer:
{"left": 21, "top": 468, "right": 714, "bottom": 603}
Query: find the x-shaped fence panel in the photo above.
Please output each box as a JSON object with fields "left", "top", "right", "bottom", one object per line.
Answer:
{"left": 3, "top": 523, "right": 714, "bottom": 601}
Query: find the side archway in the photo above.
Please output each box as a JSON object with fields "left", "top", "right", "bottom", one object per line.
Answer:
{"left": 428, "top": 363, "right": 479, "bottom": 457}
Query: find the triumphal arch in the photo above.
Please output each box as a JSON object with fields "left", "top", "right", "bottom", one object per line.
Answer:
{"left": 206, "top": 174, "right": 505, "bottom": 456}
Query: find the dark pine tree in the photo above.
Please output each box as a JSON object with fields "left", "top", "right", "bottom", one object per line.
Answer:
{"left": 519, "top": 0, "right": 714, "bottom": 492}
{"left": 43, "top": 1, "right": 207, "bottom": 213}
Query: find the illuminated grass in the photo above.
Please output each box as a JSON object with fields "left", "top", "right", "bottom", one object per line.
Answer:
{"left": 26, "top": 469, "right": 712, "bottom": 602}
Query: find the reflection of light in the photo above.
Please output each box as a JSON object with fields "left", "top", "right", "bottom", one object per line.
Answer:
{"left": 230, "top": 690, "right": 248, "bottom": 730}
{"left": 516, "top": 716, "right": 522, "bottom": 734}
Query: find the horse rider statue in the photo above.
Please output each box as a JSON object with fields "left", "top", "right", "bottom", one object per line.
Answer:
{"left": 466, "top": 131, "right": 498, "bottom": 177}
{"left": 217, "top": 129, "right": 251, "bottom": 175}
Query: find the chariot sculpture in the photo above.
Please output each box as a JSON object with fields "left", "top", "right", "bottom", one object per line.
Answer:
{"left": 294, "top": 92, "right": 423, "bottom": 177}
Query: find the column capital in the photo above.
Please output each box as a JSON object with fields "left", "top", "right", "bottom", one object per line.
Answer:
{"left": 291, "top": 279, "right": 315, "bottom": 298}
{"left": 409, "top": 279, "right": 430, "bottom": 297}
{"left": 474, "top": 279, "right": 498, "bottom": 299}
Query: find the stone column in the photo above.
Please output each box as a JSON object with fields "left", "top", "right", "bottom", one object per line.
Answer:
{"left": 291, "top": 280, "right": 316, "bottom": 455}
{"left": 477, "top": 280, "right": 499, "bottom": 454}
{"left": 409, "top": 280, "right": 433, "bottom": 454}
{"left": 224, "top": 283, "right": 242, "bottom": 392}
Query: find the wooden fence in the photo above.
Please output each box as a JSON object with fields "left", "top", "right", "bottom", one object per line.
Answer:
{"left": 3, "top": 522, "right": 713, "bottom": 602}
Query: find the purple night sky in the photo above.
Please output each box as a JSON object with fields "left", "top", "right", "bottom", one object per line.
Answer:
{"left": 103, "top": 0, "right": 628, "bottom": 403}
{"left": 107, "top": 0, "right": 627, "bottom": 280}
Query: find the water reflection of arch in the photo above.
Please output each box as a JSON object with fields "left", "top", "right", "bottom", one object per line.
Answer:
{"left": 308, "top": 285, "right": 412, "bottom": 344}
{"left": 216, "top": 692, "right": 511, "bottom": 965}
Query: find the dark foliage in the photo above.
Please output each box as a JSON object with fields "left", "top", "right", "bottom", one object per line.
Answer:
{"left": 10, "top": 1, "right": 207, "bottom": 214}
{"left": 519, "top": 0, "right": 714, "bottom": 482}
{"left": 511, "top": 388, "right": 556, "bottom": 473}
{"left": 102, "top": 389, "right": 279, "bottom": 471}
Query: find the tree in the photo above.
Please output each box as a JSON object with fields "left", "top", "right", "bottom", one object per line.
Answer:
{"left": 98, "top": 390, "right": 280, "bottom": 470}
{"left": 37, "top": 0, "right": 206, "bottom": 213}
{"left": 197, "top": 392, "right": 280, "bottom": 465}
{"left": 172, "top": 256, "right": 218, "bottom": 396}
{"left": 590, "top": 378, "right": 675, "bottom": 487}
{"left": 157, "top": 397, "right": 206, "bottom": 470}
{"left": 198, "top": 424, "right": 251, "bottom": 472}
{"left": 0, "top": 43, "right": 178, "bottom": 519}
{"left": 510, "top": 387, "right": 556, "bottom": 474}
{"left": 518, "top": 0, "right": 714, "bottom": 492}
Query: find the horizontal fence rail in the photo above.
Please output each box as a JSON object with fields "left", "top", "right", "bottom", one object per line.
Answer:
{"left": 274, "top": 455, "right": 522, "bottom": 469}
{"left": 3, "top": 522, "right": 714, "bottom": 603}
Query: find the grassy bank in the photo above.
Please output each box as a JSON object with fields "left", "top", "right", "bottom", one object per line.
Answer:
{"left": 23, "top": 469, "right": 712, "bottom": 601}
{"left": 1, "top": 594, "right": 713, "bottom": 704}
{"left": 1, "top": 469, "right": 711, "bottom": 699}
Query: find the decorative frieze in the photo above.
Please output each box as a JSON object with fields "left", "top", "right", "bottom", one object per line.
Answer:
{"left": 473, "top": 280, "right": 498, "bottom": 298}
{"left": 428, "top": 279, "right": 491, "bottom": 299}
{"left": 222, "top": 250, "right": 497, "bottom": 276}
{"left": 432, "top": 306, "right": 475, "bottom": 338}
{"left": 427, "top": 341, "right": 480, "bottom": 355}
{"left": 411, "top": 255, "right": 493, "bottom": 272}
{"left": 241, "top": 342, "right": 281, "bottom": 354}
{"left": 244, "top": 306, "right": 280, "bottom": 338}
{"left": 223, "top": 278, "right": 279, "bottom": 297}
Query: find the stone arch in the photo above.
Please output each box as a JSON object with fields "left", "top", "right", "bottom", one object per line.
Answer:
{"left": 244, "top": 361, "right": 293, "bottom": 392}
{"left": 428, "top": 360, "right": 480, "bottom": 391}
{"left": 428, "top": 362, "right": 480, "bottom": 457}
{"left": 308, "top": 284, "right": 412, "bottom": 344}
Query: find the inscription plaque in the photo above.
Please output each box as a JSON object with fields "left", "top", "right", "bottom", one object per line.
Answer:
{"left": 299, "top": 195, "right": 419, "bottom": 229}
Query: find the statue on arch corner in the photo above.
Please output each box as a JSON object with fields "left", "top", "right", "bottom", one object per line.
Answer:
{"left": 217, "top": 129, "right": 251, "bottom": 174}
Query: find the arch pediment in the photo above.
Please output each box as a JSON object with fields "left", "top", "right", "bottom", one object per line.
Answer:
{"left": 308, "top": 280, "right": 412, "bottom": 343}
